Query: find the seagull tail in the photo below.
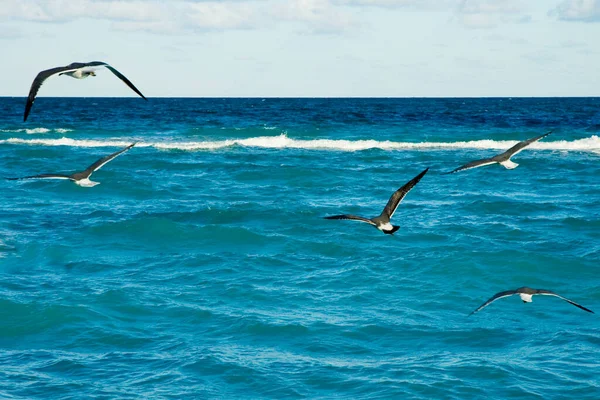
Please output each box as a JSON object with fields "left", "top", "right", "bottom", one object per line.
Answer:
{"left": 384, "top": 225, "right": 400, "bottom": 235}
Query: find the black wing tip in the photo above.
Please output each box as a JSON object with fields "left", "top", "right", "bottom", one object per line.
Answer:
{"left": 537, "top": 130, "right": 552, "bottom": 140}
{"left": 566, "top": 301, "right": 595, "bottom": 314}
{"left": 104, "top": 64, "right": 147, "bottom": 100}
{"left": 570, "top": 300, "right": 595, "bottom": 314}
{"left": 118, "top": 142, "right": 137, "bottom": 152}
{"left": 443, "top": 166, "right": 465, "bottom": 175}
{"left": 324, "top": 215, "right": 351, "bottom": 220}
{"left": 24, "top": 104, "right": 32, "bottom": 122}
{"left": 413, "top": 167, "right": 430, "bottom": 180}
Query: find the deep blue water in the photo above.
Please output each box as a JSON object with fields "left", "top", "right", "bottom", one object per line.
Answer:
{"left": 1, "top": 97, "right": 599, "bottom": 399}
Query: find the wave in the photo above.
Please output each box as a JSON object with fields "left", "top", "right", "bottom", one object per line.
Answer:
{"left": 1, "top": 134, "right": 599, "bottom": 153}
{"left": 218, "top": 125, "right": 278, "bottom": 131}
{"left": 0, "top": 127, "right": 73, "bottom": 134}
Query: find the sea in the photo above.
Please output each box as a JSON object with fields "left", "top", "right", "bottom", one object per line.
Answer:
{"left": 0, "top": 97, "right": 599, "bottom": 399}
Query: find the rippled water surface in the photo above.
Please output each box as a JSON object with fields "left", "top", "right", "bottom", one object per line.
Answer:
{"left": 1, "top": 97, "right": 599, "bottom": 398}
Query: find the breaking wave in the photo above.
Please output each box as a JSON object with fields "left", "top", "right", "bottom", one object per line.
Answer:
{"left": 0, "top": 127, "right": 73, "bottom": 134}
{"left": 1, "top": 134, "right": 599, "bottom": 153}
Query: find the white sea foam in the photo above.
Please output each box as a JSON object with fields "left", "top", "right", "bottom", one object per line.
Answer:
{"left": 1, "top": 134, "right": 599, "bottom": 153}
{"left": 26, "top": 128, "right": 51, "bottom": 134}
{"left": 0, "top": 127, "right": 73, "bottom": 134}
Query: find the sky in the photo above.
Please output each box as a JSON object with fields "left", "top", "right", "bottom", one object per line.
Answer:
{"left": 1, "top": 0, "right": 599, "bottom": 97}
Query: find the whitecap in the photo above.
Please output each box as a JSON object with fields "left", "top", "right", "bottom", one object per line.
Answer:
{"left": 25, "top": 128, "right": 51, "bottom": 134}
{"left": 1, "top": 134, "right": 599, "bottom": 153}
{"left": 0, "top": 127, "right": 73, "bottom": 134}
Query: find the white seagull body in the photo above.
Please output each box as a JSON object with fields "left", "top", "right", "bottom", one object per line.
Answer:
{"left": 469, "top": 286, "right": 594, "bottom": 316}
{"left": 445, "top": 131, "right": 552, "bottom": 174}
{"left": 6, "top": 143, "right": 136, "bottom": 187}
{"left": 324, "top": 168, "right": 429, "bottom": 235}
{"left": 61, "top": 69, "right": 93, "bottom": 79}
{"left": 24, "top": 61, "right": 147, "bottom": 121}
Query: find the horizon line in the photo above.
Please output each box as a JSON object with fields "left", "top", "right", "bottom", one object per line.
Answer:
{"left": 1, "top": 95, "right": 600, "bottom": 99}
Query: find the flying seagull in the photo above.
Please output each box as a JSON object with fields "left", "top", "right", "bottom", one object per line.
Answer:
{"left": 24, "top": 61, "right": 147, "bottom": 121}
{"left": 444, "top": 131, "right": 552, "bottom": 174}
{"left": 324, "top": 168, "right": 429, "bottom": 235}
{"left": 6, "top": 143, "right": 136, "bottom": 187}
{"left": 469, "top": 286, "right": 594, "bottom": 316}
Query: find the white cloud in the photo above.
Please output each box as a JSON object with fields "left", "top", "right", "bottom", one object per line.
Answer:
{"left": 0, "top": 0, "right": 592, "bottom": 36}
{"left": 0, "top": 0, "right": 363, "bottom": 34}
{"left": 272, "top": 0, "right": 357, "bottom": 33}
{"left": 459, "top": 0, "right": 522, "bottom": 14}
{"left": 551, "top": 0, "right": 600, "bottom": 22}
{"left": 334, "top": 0, "right": 454, "bottom": 10}
{"left": 456, "top": 0, "right": 531, "bottom": 28}
{"left": 0, "top": 0, "right": 167, "bottom": 23}
{"left": 185, "top": 2, "right": 266, "bottom": 30}
{"left": 0, "top": 0, "right": 269, "bottom": 32}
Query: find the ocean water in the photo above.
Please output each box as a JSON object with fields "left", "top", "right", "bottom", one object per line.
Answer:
{"left": 0, "top": 97, "right": 599, "bottom": 399}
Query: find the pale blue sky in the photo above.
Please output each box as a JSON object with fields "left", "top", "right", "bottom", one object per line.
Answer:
{"left": 1, "top": 0, "right": 599, "bottom": 97}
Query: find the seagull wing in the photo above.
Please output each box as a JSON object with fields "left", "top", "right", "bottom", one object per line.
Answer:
{"left": 77, "top": 61, "right": 146, "bottom": 99}
{"left": 324, "top": 214, "right": 377, "bottom": 226}
{"left": 6, "top": 173, "right": 72, "bottom": 181}
{"left": 82, "top": 61, "right": 109, "bottom": 68}
{"left": 469, "top": 290, "right": 518, "bottom": 316}
{"left": 102, "top": 64, "right": 147, "bottom": 100}
{"left": 535, "top": 289, "right": 594, "bottom": 313}
{"left": 381, "top": 167, "right": 429, "bottom": 220}
{"left": 23, "top": 63, "right": 89, "bottom": 122}
{"left": 81, "top": 143, "right": 136, "bottom": 178}
{"left": 443, "top": 158, "right": 497, "bottom": 175}
{"left": 499, "top": 131, "right": 552, "bottom": 158}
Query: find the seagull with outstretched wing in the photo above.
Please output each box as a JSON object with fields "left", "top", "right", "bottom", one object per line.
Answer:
{"left": 445, "top": 131, "right": 552, "bottom": 174}
{"left": 469, "top": 286, "right": 594, "bottom": 316}
{"left": 6, "top": 143, "right": 136, "bottom": 187}
{"left": 324, "top": 168, "right": 429, "bottom": 235}
{"left": 24, "top": 61, "right": 147, "bottom": 121}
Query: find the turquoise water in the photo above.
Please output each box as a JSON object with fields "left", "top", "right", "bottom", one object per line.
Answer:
{"left": 0, "top": 97, "right": 599, "bottom": 398}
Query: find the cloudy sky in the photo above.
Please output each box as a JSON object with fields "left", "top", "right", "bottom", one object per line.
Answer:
{"left": 1, "top": 0, "right": 599, "bottom": 97}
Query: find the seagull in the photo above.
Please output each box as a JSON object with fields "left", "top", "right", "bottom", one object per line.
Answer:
{"left": 324, "top": 168, "right": 429, "bottom": 235}
{"left": 6, "top": 143, "right": 136, "bottom": 187}
{"left": 444, "top": 131, "right": 552, "bottom": 174}
{"left": 469, "top": 287, "right": 594, "bottom": 316}
{"left": 24, "top": 61, "right": 147, "bottom": 121}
